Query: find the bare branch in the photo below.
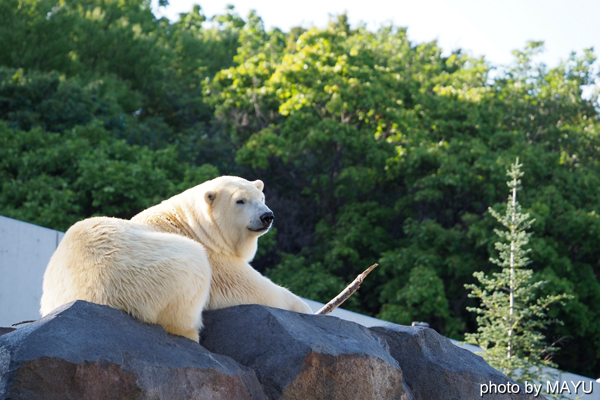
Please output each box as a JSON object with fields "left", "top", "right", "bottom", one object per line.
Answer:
{"left": 315, "top": 264, "right": 378, "bottom": 315}
{"left": 12, "top": 320, "right": 36, "bottom": 327}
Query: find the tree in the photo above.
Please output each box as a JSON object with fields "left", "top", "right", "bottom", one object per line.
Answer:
{"left": 465, "top": 159, "right": 570, "bottom": 383}
{"left": 0, "top": 120, "right": 218, "bottom": 231}
{"left": 205, "top": 17, "right": 600, "bottom": 374}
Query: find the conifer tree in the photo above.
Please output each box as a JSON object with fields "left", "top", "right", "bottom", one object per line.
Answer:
{"left": 465, "top": 158, "right": 569, "bottom": 383}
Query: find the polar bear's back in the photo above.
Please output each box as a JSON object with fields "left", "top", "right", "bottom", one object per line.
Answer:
{"left": 40, "top": 217, "right": 211, "bottom": 324}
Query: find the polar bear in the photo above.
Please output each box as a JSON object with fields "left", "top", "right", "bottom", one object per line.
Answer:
{"left": 40, "top": 176, "right": 312, "bottom": 342}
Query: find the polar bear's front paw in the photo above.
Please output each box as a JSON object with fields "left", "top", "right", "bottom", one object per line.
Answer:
{"left": 292, "top": 299, "right": 313, "bottom": 314}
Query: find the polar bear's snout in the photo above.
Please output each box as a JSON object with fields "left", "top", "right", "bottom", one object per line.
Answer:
{"left": 248, "top": 203, "right": 274, "bottom": 232}
{"left": 260, "top": 211, "right": 274, "bottom": 227}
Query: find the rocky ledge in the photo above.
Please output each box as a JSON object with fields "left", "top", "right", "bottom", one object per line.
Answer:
{"left": 0, "top": 301, "right": 541, "bottom": 399}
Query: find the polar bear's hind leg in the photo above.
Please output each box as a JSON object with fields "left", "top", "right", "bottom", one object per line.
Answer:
{"left": 115, "top": 227, "right": 212, "bottom": 342}
{"left": 41, "top": 218, "right": 212, "bottom": 342}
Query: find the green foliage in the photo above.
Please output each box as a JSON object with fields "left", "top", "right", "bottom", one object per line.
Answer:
{"left": 0, "top": 67, "right": 122, "bottom": 133}
{"left": 0, "top": 120, "right": 218, "bottom": 231}
{"left": 378, "top": 264, "right": 459, "bottom": 333}
{"left": 465, "top": 159, "right": 571, "bottom": 383}
{"left": 205, "top": 15, "right": 600, "bottom": 376}
{"left": 266, "top": 254, "right": 350, "bottom": 306}
{"left": 377, "top": 219, "right": 471, "bottom": 337}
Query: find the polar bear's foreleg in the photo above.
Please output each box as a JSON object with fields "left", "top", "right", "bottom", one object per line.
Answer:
{"left": 207, "top": 256, "right": 312, "bottom": 314}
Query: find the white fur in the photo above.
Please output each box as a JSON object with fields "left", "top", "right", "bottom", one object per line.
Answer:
{"left": 40, "top": 176, "right": 311, "bottom": 341}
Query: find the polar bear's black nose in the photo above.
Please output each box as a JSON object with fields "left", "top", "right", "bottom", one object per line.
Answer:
{"left": 260, "top": 212, "right": 274, "bottom": 227}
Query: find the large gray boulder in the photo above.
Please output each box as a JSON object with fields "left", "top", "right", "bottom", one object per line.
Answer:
{"left": 1, "top": 301, "right": 547, "bottom": 400}
{"left": 0, "top": 301, "right": 265, "bottom": 400}
{"left": 0, "top": 328, "right": 14, "bottom": 337}
{"left": 370, "top": 324, "right": 543, "bottom": 400}
{"left": 201, "top": 305, "right": 413, "bottom": 400}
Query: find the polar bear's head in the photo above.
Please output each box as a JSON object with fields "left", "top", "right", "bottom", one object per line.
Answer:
{"left": 197, "top": 176, "right": 273, "bottom": 261}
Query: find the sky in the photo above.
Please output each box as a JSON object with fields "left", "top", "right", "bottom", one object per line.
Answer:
{"left": 151, "top": 0, "right": 600, "bottom": 70}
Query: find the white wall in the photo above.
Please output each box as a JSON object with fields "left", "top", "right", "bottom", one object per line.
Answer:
{"left": 0, "top": 216, "right": 63, "bottom": 327}
{"left": 0, "top": 215, "right": 598, "bottom": 398}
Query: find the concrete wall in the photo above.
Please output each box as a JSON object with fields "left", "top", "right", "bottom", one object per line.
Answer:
{"left": 0, "top": 216, "right": 64, "bottom": 327}
{"left": 0, "top": 215, "right": 598, "bottom": 398}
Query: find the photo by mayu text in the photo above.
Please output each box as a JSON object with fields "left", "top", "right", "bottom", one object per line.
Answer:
{"left": 479, "top": 381, "right": 594, "bottom": 397}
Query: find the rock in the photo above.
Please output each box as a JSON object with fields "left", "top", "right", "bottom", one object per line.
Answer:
{"left": 0, "top": 301, "right": 266, "bottom": 400}
{"left": 201, "top": 305, "right": 413, "bottom": 400}
{"left": 370, "top": 324, "right": 544, "bottom": 400}
{"left": 1, "top": 301, "right": 549, "bottom": 400}
{"left": 0, "top": 328, "right": 14, "bottom": 336}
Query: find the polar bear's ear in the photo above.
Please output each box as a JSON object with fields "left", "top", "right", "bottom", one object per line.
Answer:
{"left": 252, "top": 180, "right": 264, "bottom": 191}
{"left": 204, "top": 190, "right": 216, "bottom": 204}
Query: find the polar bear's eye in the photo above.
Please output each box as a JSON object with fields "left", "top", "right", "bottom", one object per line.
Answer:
{"left": 236, "top": 199, "right": 245, "bottom": 204}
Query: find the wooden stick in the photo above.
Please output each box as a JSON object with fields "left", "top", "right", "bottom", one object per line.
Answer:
{"left": 315, "top": 263, "right": 378, "bottom": 315}
{"left": 11, "top": 319, "right": 36, "bottom": 327}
